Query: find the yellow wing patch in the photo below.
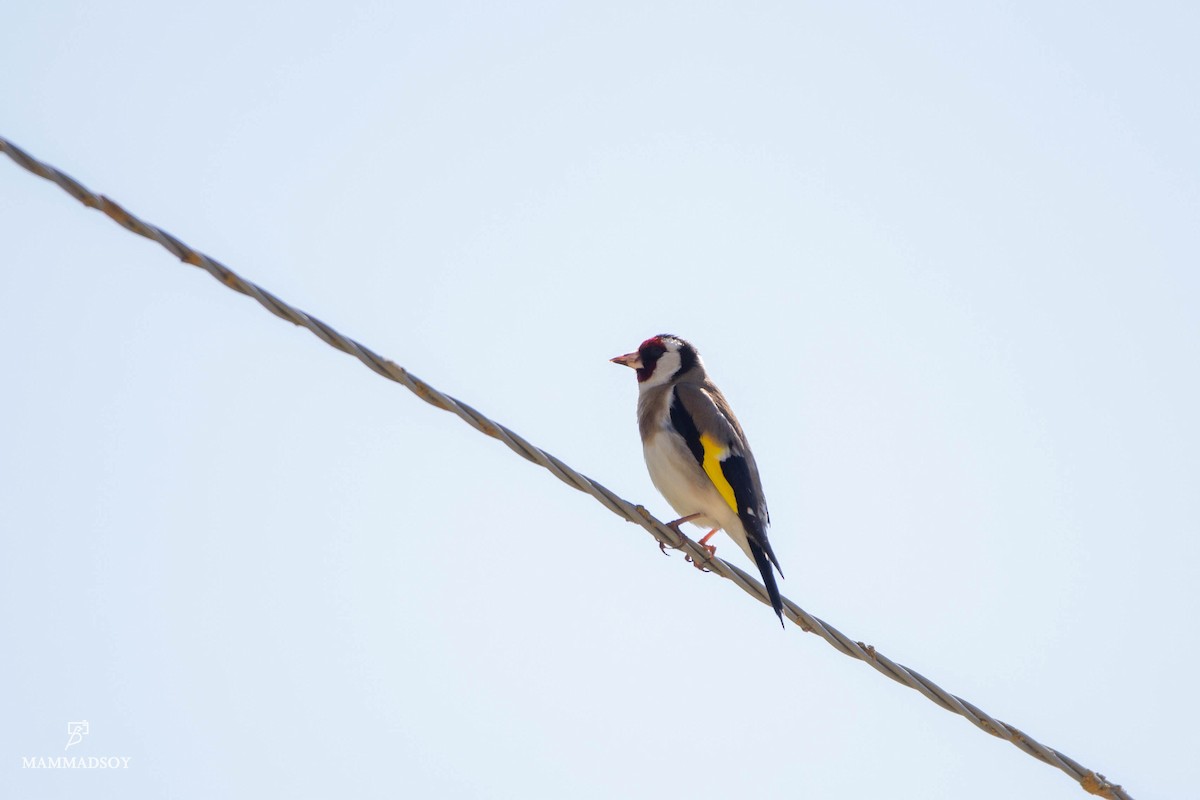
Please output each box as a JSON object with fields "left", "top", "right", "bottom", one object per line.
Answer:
{"left": 699, "top": 433, "right": 738, "bottom": 513}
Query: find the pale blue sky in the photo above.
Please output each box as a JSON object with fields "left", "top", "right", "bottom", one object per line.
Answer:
{"left": 2, "top": 3, "right": 1197, "bottom": 798}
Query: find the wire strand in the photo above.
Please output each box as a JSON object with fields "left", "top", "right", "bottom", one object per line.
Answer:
{"left": 1, "top": 135, "right": 1131, "bottom": 800}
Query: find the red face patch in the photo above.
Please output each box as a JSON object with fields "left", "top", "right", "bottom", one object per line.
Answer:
{"left": 638, "top": 335, "right": 666, "bottom": 352}
{"left": 636, "top": 337, "right": 669, "bottom": 382}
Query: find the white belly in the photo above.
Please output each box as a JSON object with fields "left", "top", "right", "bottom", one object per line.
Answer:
{"left": 642, "top": 430, "right": 752, "bottom": 560}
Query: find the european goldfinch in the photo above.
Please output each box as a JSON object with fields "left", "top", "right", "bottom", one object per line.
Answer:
{"left": 612, "top": 335, "right": 785, "bottom": 626}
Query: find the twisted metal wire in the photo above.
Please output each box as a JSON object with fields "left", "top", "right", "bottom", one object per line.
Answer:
{"left": 1, "top": 135, "right": 1130, "bottom": 800}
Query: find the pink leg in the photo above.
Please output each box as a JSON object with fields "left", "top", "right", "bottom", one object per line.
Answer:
{"left": 658, "top": 513, "right": 703, "bottom": 555}
{"left": 687, "top": 528, "right": 721, "bottom": 571}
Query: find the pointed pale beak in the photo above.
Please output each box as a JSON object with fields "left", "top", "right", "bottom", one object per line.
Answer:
{"left": 610, "top": 351, "right": 643, "bottom": 369}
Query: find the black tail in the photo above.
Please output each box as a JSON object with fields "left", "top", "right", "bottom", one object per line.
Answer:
{"left": 749, "top": 539, "right": 785, "bottom": 628}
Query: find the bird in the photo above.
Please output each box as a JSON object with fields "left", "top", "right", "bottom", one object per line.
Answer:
{"left": 611, "top": 334, "right": 785, "bottom": 626}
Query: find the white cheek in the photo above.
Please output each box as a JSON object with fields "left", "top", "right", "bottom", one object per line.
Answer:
{"left": 639, "top": 350, "right": 682, "bottom": 390}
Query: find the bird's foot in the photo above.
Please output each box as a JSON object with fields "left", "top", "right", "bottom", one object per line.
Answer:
{"left": 658, "top": 513, "right": 702, "bottom": 555}
{"left": 665, "top": 513, "right": 703, "bottom": 534}
{"left": 687, "top": 541, "right": 718, "bottom": 571}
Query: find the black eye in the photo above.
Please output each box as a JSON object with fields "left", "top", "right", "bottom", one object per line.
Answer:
{"left": 641, "top": 343, "right": 666, "bottom": 362}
